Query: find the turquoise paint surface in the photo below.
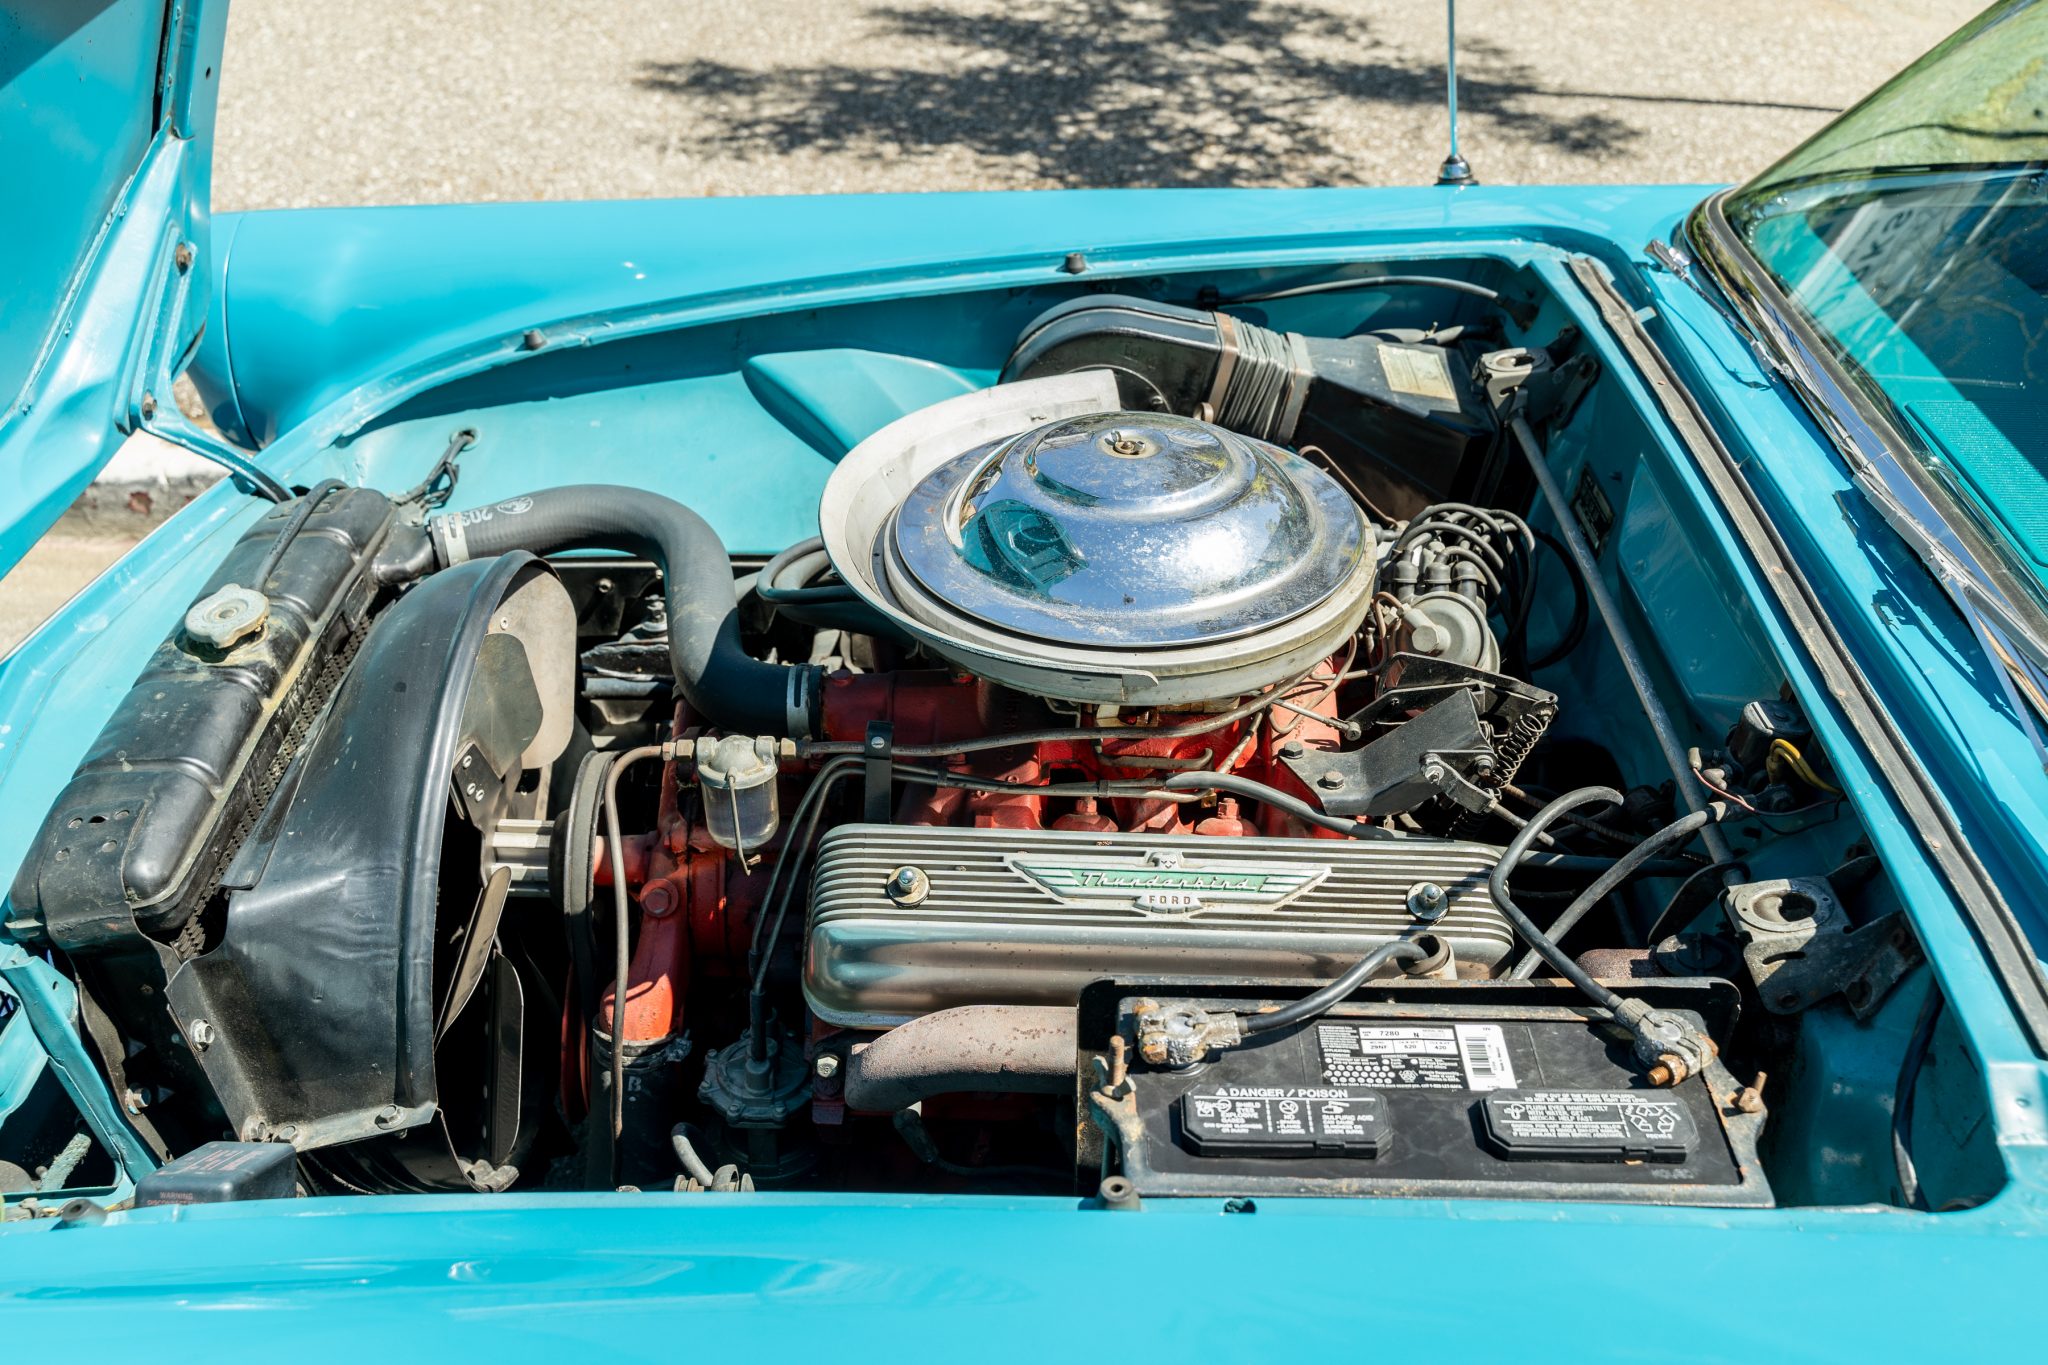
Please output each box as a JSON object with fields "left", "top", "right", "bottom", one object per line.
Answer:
{"left": 2, "top": 1183, "right": 2047, "bottom": 1355}
{"left": 742, "top": 349, "right": 983, "bottom": 460}
{"left": 5, "top": 9, "right": 2048, "bottom": 1324}
{"left": 0, "top": 0, "right": 163, "bottom": 409}
{"left": 343, "top": 350, "right": 984, "bottom": 554}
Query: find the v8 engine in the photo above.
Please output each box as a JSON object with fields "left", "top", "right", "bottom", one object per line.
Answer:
{"left": 12, "top": 291, "right": 1851, "bottom": 1210}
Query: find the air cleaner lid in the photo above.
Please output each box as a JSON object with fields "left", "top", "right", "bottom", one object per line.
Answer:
{"left": 889, "top": 412, "right": 1366, "bottom": 647}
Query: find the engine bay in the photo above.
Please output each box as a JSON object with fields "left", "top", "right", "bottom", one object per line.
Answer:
{"left": 1, "top": 264, "right": 2003, "bottom": 1213}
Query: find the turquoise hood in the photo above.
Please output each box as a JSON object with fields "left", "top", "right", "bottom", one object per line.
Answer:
{"left": 0, "top": 0, "right": 230, "bottom": 574}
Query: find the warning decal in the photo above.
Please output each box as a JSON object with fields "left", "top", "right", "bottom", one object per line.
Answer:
{"left": 1180, "top": 1085, "right": 1386, "bottom": 1157}
{"left": 1318, "top": 1023, "right": 1518, "bottom": 1090}
{"left": 1480, "top": 1090, "right": 1697, "bottom": 1162}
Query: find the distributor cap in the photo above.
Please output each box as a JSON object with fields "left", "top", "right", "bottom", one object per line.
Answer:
{"left": 890, "top": 412, "right": 1366, "bottom": 648}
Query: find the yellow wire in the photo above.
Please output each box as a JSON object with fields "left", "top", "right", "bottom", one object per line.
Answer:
{"left": 1771, "top": 738, "right": 1842, "bottom": 795}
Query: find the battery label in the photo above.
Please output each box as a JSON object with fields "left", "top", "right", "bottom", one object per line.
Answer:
{"left": 1317, "top": 1023, "right": 1518, "bottom": 1090}
{"left": 1480, "top": 1090, "right": 1697, "bottom": 1162}
{"left": 1180, "top": 1086, "right": 1386, "bottom": 1157}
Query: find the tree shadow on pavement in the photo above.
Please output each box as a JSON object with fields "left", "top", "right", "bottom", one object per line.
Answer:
{"left": 635, "top": 0, "right": 1643, "bottom": 187}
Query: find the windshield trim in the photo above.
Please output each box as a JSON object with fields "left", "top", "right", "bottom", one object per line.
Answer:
{"left": 1685, "top": 189, "right": 2048, "bottom": 727}
{"left": 1735, "top": 161, "right": 2048, "bottom": 205}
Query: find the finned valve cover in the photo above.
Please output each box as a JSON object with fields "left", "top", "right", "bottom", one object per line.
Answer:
{"left": 804, "top": 825, "right": 1513, "bottom": 1028}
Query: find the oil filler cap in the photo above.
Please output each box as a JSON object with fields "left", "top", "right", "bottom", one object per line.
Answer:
{"left": 1479, "top": 1090, "right": 1697, "bottom": 1163}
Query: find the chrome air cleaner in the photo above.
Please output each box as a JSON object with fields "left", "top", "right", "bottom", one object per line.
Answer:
{"left": 820, "top": 373, "right": 1374, "bottom": 705}
{"left": 891, "top": 410, "right": 1364, "bottom": 646}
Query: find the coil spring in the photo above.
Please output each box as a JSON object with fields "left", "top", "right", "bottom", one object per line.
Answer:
{"left": 1492, "top": 706, "right": 1554, "bottom": 789}
{"left": 1452, "top": 703, "right": 1554, "bottom": 837}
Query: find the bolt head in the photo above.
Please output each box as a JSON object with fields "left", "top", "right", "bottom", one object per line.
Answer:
{"left": 187, "top": 1019, "right": 214, "bottom": 1050}
{"left": 640, "top": 878, "right": 679, "bottom": 917}
{"left": 1406, "top": 881, "right": 1449, "bottom": 922}
{"left": 814, "top": 1054, "right": 841, "bottom": 1080}
{"left": 1317, "top": 769, "right": 1346, "bottom": 790}
{"left": 886, "top": 865, "right": 929, "bottom": 906}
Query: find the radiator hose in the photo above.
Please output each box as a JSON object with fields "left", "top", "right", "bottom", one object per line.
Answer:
{"left": 429, "top": 485, "right": 821, "bottom": 736}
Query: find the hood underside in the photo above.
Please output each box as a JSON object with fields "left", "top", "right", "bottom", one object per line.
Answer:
{"left": 0, "top": 0, "right": 227, "bottom": 574}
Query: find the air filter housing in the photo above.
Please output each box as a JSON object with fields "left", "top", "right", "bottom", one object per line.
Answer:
{"left": 820, "top": 373, "right": 1375, "bottom": 705}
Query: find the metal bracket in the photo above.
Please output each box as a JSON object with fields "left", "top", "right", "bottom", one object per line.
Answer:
{"left": 1309, "top": 664, "right": 1557, "bottom": 818}
{"left": 1283, "top": 690, "right": 1495, "bottom": 817}
{"left": 1475, "top": 339, "right": 1598, "bottom": 430}
{"left": 863, "top": 721, "right": 895, "bottom": 824}
{"left": 1724, "top": 877, "right": 1923, "bottom": 1017}
{"left": 140, "top": 418, "right": 294, "bottom": 503}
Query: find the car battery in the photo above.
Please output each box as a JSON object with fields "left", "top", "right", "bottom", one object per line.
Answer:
{"left": 1080, "top": 978, "right": 1771, "bottom": 1207}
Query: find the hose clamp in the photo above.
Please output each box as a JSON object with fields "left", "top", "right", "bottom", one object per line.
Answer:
{"left": 427, "top": 511, "right": 471, "bottom": 566}
{"left": 786, "top": 664, "right": 825, "bottom": 739}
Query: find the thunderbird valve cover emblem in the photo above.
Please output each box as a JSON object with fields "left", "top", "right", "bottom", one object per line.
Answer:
{"left": 1009, "top": 848, "right": 1330, "bottom": 916}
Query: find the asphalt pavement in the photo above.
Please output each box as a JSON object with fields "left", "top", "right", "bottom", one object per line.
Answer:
{"left": 213, "top": 0, "right": 1980, "bottom": 208}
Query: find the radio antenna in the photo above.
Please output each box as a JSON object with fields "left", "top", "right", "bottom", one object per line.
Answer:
{"left": 1435, "top": 0, "right": 1475, "bottom": 185}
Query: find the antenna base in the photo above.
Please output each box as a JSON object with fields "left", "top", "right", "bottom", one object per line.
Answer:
{"left": 1436, "top": 153, "right": 1477, "bottom": 187}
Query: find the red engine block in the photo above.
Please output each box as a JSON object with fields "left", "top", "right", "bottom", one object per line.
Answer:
{"left": 817, "top": 665, "right": 1348, "bottom": 838}
{"left": 585, "top": 660, "right": 1348, "bottom": 1082}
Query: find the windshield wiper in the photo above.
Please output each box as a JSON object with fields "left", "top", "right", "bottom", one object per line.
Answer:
{"left": 1852, "top": 460, "right": 2048, "bottom": 744}
{"left": 1643, "top": 238, "right": 1792, "bottom": 384}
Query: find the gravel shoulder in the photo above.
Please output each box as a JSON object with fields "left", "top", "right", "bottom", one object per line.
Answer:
{"left": 0, "top": 539, "right": 135, "bottom": 657}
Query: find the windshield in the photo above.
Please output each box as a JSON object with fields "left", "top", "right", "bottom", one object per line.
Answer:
{"left": 1724, "top": 1, "right": 2048, "bottom": 580}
